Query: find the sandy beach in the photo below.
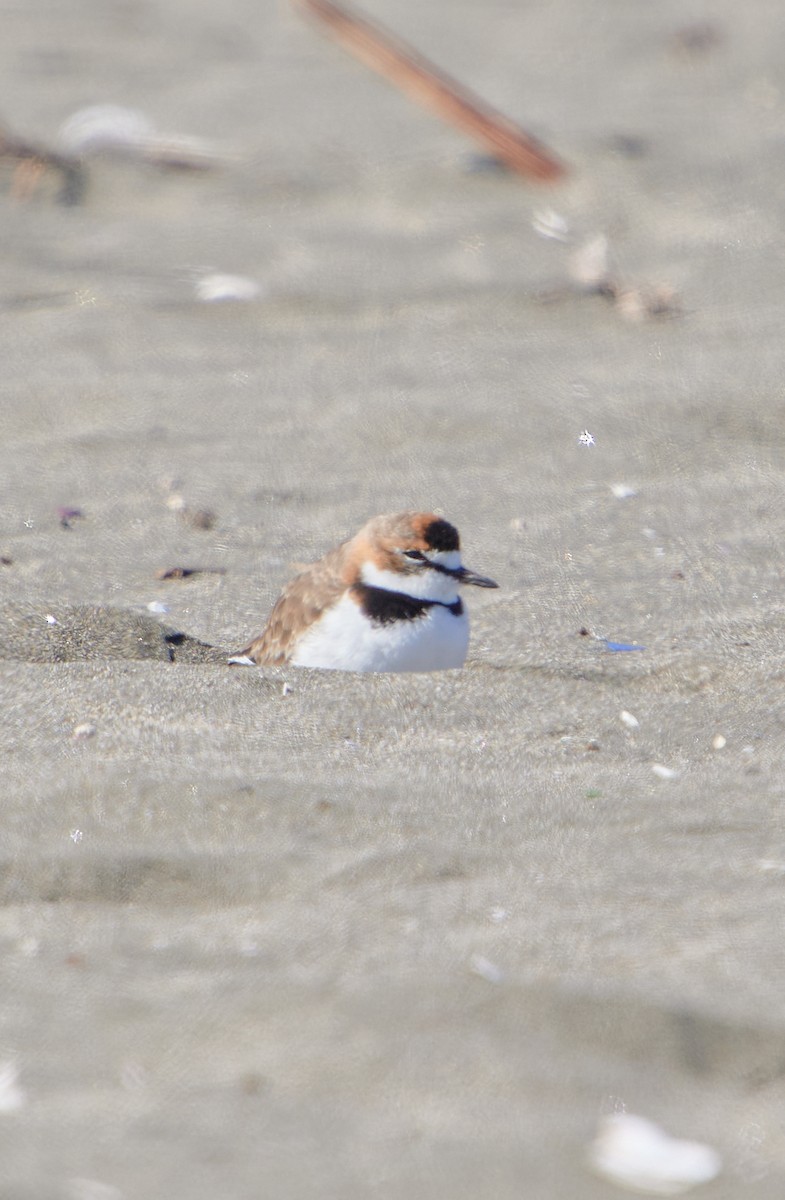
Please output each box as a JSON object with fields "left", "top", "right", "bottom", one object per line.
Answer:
{"left": 2, "top": 0, "right": 785, "bottom": 1195}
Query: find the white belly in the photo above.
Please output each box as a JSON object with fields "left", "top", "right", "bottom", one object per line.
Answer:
{"left": 291, "top": 594, "right": 470, "bottom": 672}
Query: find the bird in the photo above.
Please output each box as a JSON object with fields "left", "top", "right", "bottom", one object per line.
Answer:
{"left": 232, "top": 511, "right": 498, "bottom": 673}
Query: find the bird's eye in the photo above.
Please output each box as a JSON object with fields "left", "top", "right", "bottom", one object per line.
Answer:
{"left": 403, "top": 549, "right": 426, "bottom": 561}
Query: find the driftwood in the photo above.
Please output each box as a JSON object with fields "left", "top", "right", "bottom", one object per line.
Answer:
{"left": 293, "top": 0, "right": 565, "bottom": 182}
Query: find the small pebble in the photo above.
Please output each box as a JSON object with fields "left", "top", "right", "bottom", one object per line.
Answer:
{"left": 670, "top": 21, "right": 724, "bottom": 57}
{"left": 531, "top": 209, "right": 569, "bottom": 242}
{"left": 0, "top": 1062, "right": 25, "bottom": 1113}
{"left": 238, "top": 936, "right": 259, "bottom": 958}
{"left": 757, "top": 860, "right": 785, "bottom": 875}
{"left": 652, "top": 763, "right": 679, "bottom": 781}
{"left": 57, "top": 506, "right": 84, "bottom": 528}
{"left": 195, "top": 274, "right": 261, "bottom": 303}
{"left": 608, "top": 133, "right": 649, "bottom": 159}
{"left": 469, "top": 954, "right": 504, "bottom": 984}
{"left": 615, "top": 283, "right": 680, "bottom": 323}
{"left": 239, "top": 1071, "right": 266, "bottom": 1096}
{"left": 73, "top": 723, "right": 97, "bottom": 740}
{"left": 620, "top": 710, "right": 640, "bottom": 729}
{"left": 569, "top": 233, "right": 611, "bottom": 290}
{"left": 181, "top": 507, "right": 216, "bottom": 530}
{"left": 155, "top": 566, "right": 226, "bottom": 580}
{"left": 711, "top": 734, "right": 727, "bottom": 750}
{"left": 166, "top": 494, "right": 216, "bottom": 529}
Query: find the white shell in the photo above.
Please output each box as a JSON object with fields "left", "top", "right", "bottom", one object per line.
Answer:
{"left": 195, "top": 274, "right": 262, "bottom": 303}
{"left": 59, "top": 105, "right": 154, "bottom": 155}
{"left": 588, "top": 1113, "right": 721, "bottom": 1195}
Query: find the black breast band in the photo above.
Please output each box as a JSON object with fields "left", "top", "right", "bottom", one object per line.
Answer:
{"left": 353, "top": 584, "right": 463, "bottom": 626}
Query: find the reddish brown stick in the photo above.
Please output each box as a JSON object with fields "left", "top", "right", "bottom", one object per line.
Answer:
{"left": 293, "top": 0, "right": 565, "bottom": 182}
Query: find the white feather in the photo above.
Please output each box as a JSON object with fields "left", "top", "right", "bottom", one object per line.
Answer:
{"left": 292, "top": 593, "right": 469, "bottom": 672}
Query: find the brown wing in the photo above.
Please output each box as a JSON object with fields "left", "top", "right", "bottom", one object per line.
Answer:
{"left": 238, "top": 542, "right": 350, "bottom": 666}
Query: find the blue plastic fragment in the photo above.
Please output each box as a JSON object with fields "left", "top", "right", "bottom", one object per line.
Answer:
{"left": 601, "top": 639, "right": 646, "bottom": 652}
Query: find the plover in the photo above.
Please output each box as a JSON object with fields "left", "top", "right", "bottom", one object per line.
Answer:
{"left": 233, "top": 511, "right": 498, "bottom": 672}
